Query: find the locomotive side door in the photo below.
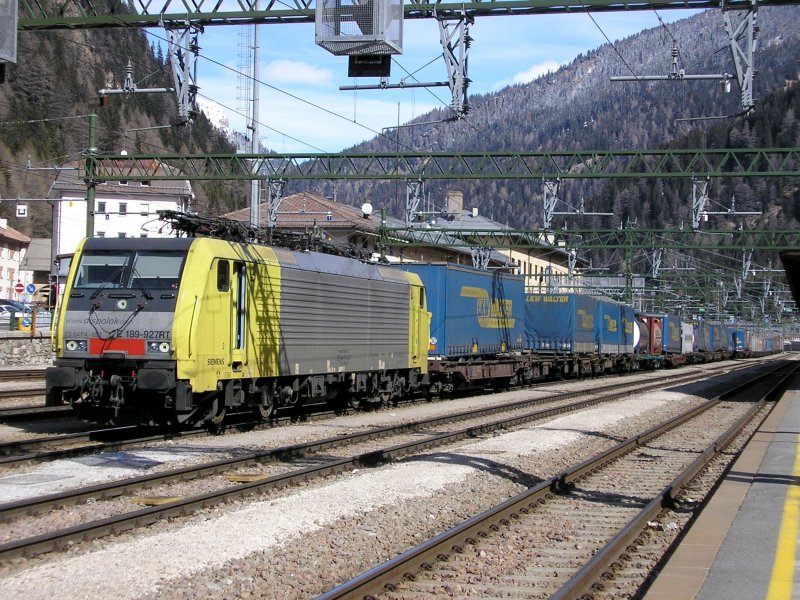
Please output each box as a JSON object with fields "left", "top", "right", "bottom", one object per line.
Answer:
{"left": 410, "top": 283, "right": 430, "bottom": 370}
{"left": 230, "top": 260, "right": 248, "bottom": 371}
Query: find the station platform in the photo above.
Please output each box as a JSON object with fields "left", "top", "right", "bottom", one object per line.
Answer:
{"left": 645, "top": 378, "right": 800, "bottom": 600}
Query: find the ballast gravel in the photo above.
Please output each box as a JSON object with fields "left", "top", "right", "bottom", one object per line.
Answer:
{"left": 0, "top": 389, "right": 698, "bottom": 600}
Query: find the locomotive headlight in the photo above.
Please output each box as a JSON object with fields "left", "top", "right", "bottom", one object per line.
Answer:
{"left": 65, "top": 340, "right": 87, "bottom": 352}
{"left": 147, "top": 341, "right": 172, "bottom": 354}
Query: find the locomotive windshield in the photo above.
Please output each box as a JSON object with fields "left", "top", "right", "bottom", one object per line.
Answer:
{"left": 74, "top": 250, "right": 186, "bottom": 290}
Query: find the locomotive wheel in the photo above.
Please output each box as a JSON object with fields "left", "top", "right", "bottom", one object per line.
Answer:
{"left": 204, "top": 396, "right": 227, "bottom": 426}
{"left": 254, "top": 387, "right": 274, "bottom": 420}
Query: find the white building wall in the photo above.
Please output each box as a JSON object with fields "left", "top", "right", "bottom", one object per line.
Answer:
{"left": 55, "top": 184, "right": 188, "bottom": 256}
{"left": 0, "top": 239, "right": 31, "bottom": 301}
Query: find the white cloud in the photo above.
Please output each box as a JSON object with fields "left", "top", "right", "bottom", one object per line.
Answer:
{"left": 512, "top": 60, "right": 562, "bottom": 84}
{"left": 263, "top": 59, "right": 333, "bottom": 86}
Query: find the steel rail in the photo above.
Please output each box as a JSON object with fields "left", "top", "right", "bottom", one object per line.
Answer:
{"left": 315, "top": 361, "right": 791, "bottom": 599}
{"left": 0, "top": 388, "right": 46, "bottom": 400}
{"left": 0, "top": 426, "right": 205, "bottom": 462}
{"left": 0, "top": 368, "right": 714, "bottom": 560}
{"left": 0, "top": 370, "right": 701, "bottom": 515}
{"left": 0, "top": 359, "right": 768, "bottom": 466}
{"left": 550, "top": 364, "right": 797, "bottom": 599}
{"left": 0, "top": 368, "right": 47, "bottom": 382}
{"left": 0, "top": 405, "right": 73, "bottom": 422}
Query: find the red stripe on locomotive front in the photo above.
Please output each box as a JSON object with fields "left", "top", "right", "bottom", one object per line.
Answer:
{"left": 89, "top": 338, "right": 146, "bottom": 356}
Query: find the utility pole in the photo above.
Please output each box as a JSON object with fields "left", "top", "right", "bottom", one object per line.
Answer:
{"left": 248, "top": 3, "right": 261, "bottom": 230}
{"left": 84, "top": 113, "right": 97, "bottom": 237}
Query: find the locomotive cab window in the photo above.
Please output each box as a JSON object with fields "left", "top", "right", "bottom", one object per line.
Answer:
{"left": 74, "top": 250, "right": 186, "bottom": 290}
{"left": 74, "top": 253, "right": 128, "bottom": 288}
{"left": 128, "top": 252, "right": 185, "bottom": 289}
{"left": 217, "top": 260, "right": 230, "bottom": 292}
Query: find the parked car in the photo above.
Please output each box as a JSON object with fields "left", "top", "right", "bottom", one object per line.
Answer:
{"left": 0, "top": 299, "right": 32, "bottom": 313}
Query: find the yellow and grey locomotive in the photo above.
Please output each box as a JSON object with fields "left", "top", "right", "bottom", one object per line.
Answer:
{"left": 46, "top": 237, "right": 430, "bottom": 424}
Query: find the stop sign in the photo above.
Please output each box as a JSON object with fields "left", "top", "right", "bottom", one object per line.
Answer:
{"left": 14, "top": 282, "right": 24, "bottom": 294}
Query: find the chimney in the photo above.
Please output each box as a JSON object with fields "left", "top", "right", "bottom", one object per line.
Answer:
{"left": 446, "top": 190, "right": 463, "bottom": 220}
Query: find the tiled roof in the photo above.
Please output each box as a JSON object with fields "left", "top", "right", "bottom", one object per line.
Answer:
{"left": 224, "top": 192, "right": 380, "bottom": 230}
{"left": 0, "top": 223, "right": 31, "bottom": 245}
{"left": 19, "top": 238, "right": 51, "bottom": 271}
{"left": 224, "top": 192, "right": 516, "bottom": 265}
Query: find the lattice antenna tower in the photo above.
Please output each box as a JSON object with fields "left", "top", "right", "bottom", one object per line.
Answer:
{"left": 236, "top": 27, "right": 254, "bottom": 154}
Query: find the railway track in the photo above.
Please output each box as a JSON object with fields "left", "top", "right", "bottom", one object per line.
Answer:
{"left": 0, "top": 364, "right": 765, "bottom": 562}
{"left": 317, "top": 362, "right": 795, "bottom": 600}
{"left": 0, "top": 405, "right": 71, "bottom": 422}
{"left": 0, "top": 425, "right": 210, "bottom": 466}
{"left": 0, "top": 364, "right": 721, "bottom": 469}
{"left": 0, "top": 368, "right": 47, "bottom": 382}
{"left": 0, "top": 387, "right": 46, "bottom": 401}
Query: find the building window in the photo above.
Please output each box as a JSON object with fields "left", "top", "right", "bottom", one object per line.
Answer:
{"left": 97, "top": 201, "right": 106, "bottom": 214}
{"left": 141, "top": 181, "right": 151, "bottom": 187}
{"left": 119, "top": 203, "right": 127, "bottom": 215}
{"left": 119, "top": 180, "right": 128, "bottom": 186}
{"left": 140, "top": 203, "right": 149, "bottom": 216}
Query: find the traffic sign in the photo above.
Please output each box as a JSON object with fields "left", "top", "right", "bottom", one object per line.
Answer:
{"left": 13, "top": 282, "right": 23, "bottom": 294}
{"left": 25, "top": 283, "right": 36, "bottom": 294}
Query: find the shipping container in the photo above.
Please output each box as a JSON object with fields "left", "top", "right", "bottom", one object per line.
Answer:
{"left": 525, "top": 293, "right": 598, "bottom": 353}
{"left": 393, "top": 263, "right": 525, "bottom": 358}
{"left": 693, "top": 322, "right": 711, "bottom": 352}
{"left": 635, "top": 314, "right": 663, "bottom": 355}
{"left": 681, "top": 322, "right": 694, "bottom": 354}
{"left": 662, "top": 315, "right": 683, "bottom": 354}
{"left": 595, "top": 297, "right": 627, "bottom": 354}
{"left": 732, "top": 330, "right": 746, "bottom": 350}
{"left": 620, "top": 305, "right": 637, "bottom": 354}
{"left": 709, "top": 323, "right": 728, "bottom": 352}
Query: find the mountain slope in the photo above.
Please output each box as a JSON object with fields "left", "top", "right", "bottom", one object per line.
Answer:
{"left": 306, "top": 6, "right": 800, "bottom": 230}
{"left": 0, "top": 22, "right": 244, "bottom": 236}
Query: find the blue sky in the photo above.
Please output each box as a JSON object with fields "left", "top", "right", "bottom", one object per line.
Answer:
{"left": 191, "top": 9, "right": 702, "bottom": 153}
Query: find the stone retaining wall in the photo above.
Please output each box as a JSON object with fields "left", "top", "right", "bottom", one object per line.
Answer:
{"left": 0, "top": 330, "right": 55, "bottom": 366}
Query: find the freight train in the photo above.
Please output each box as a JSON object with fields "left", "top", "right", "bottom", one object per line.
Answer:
{"left": 392, "top": 263, "right": 782, "bottom": 395}
{"left": 46, "top": 237, "right": 783, "bottom": 425}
